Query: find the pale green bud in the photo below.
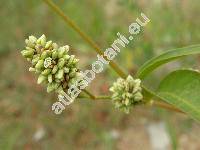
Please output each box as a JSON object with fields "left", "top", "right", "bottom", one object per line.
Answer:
{"left": 52, "top": 43, "right": 58, "bottom": 49}
{"left": 69, "top": 71, "right": 76, "bottom": 78}
{"left": 52, "top": 50, "right": 58, "bottom": 59}
{"left": 58, "top": 47, "right": 66, "bottom": 58}
{"left": 55, "top": 69, "right": 64, "bottom": 79}
{"left": 27, "top": 58, "right": 31, "bottom": 62}
{"left": 32, "top": 56, "right": 40, "bottom": 65}
{"left": 46, "top": 50, "right": 52, "bottom": 56}
{"left": 26, "top": 47, "right": 35, "bottom": 52}
{"left": 41, "top": 51, "right": 48, "bottom": 59}
{"left": 67, "top": 55, "right": 75, "bottom": 65}
{"left": 45, "top": 41, "right": 52, "bottom": 49}
{"left": 25, "top": 39, "right": 35, "bottom": 48}
{"left": 125, "top": 98, "right": 129, "bottom": 106}
{"left": 53, "top": 82, "right": 59, "bottom": 89}
{"left": 29, "top": 67, "right": 35, "bottom": 72}
{"left": 29, "top": 35, "right": 37, "bottom": 43}
{"left": 47, "top": 83, "right": 55, "bottom": 93}
{"left": 58, "top": 59, "right": 65, "bottom": 69}
{"left": 55, "top": 78, "right": 61, "bottom": 83}
{"left": 37, "top": 34, "right": 46, "bottom": 46}
{"left": 37, "top": 74, "right": 46, "bottom": 84}
{"left": 72, "top": 58, "right": 79, "bottom": 64}
{"left": 52, "top": 65, "right": 58, "bottom": 74}
{"left": 126, "top": 75, "right": 134, "bottom": 83}
{"left": 71, "top": 68, "right": 77, "bottom": 72}
{"left": 35, "top": 60, "right": 44, "bottom": 69}
{"left": 42, "top": 68, "right": 51, "bottom": 76}
{"left": 21, "top": 49, "right": 34, "bottom": 58}
{"left": 35, "top": 69, "right": 41, "bottom": 74}
{"left": 48, "top": 74, "right": 53, "bottom": 83}
{"left": 64, "top": 67, "right": 70, "bottom": 73}
{"left": 63, "top": 54, "right": 70, "bottom": 60}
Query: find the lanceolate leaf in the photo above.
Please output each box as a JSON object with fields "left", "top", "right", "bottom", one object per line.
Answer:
{"left": 137, "top": 45, "right": 200, "bottom": 79}
{"left": 156, "top": 70, "right": 200, "bottom": 122}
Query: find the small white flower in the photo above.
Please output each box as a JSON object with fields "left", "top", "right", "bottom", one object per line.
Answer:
{"left": 44, "top": 57, "right": 52, "bottom": 68}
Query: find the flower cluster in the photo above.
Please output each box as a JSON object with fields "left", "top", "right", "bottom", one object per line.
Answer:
{"left": 21, "top": 35, "right": 80, "bottom": 93}
{"left": 109, "top": 75, "right": 143, "bottom": 113}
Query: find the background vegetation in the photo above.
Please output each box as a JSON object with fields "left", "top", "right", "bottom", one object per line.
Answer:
{"left": 0, "top": 0, "right": 199, "bottom": 149}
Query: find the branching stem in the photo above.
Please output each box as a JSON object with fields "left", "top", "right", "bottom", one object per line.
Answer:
{"left": 43, "top": 0, "right": 184, "bottom": 114}
{"left": 43, "top": 0, "right": 126, "bottom": 78}
{"left": 82, "top": 89, "right": 96, "bottom": 100}
{"left": 79, "top": 95, "right": 184, "bottom": 113}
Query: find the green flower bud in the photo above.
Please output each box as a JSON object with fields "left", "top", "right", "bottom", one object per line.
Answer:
{"left": 52, "top": 65, "right": 58, "bottom": 74}
{"left": 42, "top": 68, "right": 51, "bottom": 76}
{"left": 58, "top": 47, "right": 66, "bottom": 58}
{"left": 29, "top": 67, "right": 35, "bottom": 72}
{"left": 53, "top": 82, "right": 60, "bottom": 89}
{"left": 63, "top": 45, "right": 69, "bottom": 52}
{"left": 48, "top": 74, "right": 53, "bottom": 83}
{"left": 35, "top": 69, "right": 41, "bottom": 74}
{"left": 67, "top": 55, "right": 75, "bottom": 65}
{"left": 26, "top": 58, "right": 31, "bottom": 62}
{"left": 45, "top": 40, "right": 52, "bottom": 49}
{"left": 55, "top": 78, "right": 61, "bottom": 83}
{"left": 63, "top": 54, "right": 70, "bottom": 60}
{"left": 41, "top": 51, "right": 48, "bottom": 59}
{"left": 55, "top": 69, "right": 64, "bottom": 79}
{"left": 35, "top": 60, "right": 44, "bottom": 70}
{"left": 69, "top": 71, "right": 76, "bottom": 78}
{"left": 109, "top": 75, "right": 143, "bottom": 113}
{"left": 71, "top": 68, "right": 77, "bottom": 72}
{"left": 64, "top": 67, "right": 70, "bottom": 73}
{"left": 29, "top": 35, "right": 37, "bottom": 43}
{"left": 134, "top": 92, "right": 143, "bottom": 101}
{"left": 21, "top": 49, "right": 34, "bottom": 58}
{"left": 32, "top": 55, "right": 40, "bottom": 65}
{"left": 25, "top": 39, "right": 35, "bottom": 48}
{"left": 37, "top": 34, "right": 46, "bottom": 46}
{"left": 46, "top": 50, "right": 52, "bottom": 56}
{"left": 47, "top": 83, "right": 55, "bottom": 93}
{"left": 26, "top": 47, "right": 35, "bottom": 52}
{"left": 72, "top": 58, "right": 79, "bottom": 64}
{"left": 37, "top": 74, "right": 46, "bottom": 84}
{"left": 52, "top": 50, "right": 58, "bottom": 59}
{"left": 58, "top": 59, "right": 65, "bottom": 69}
{"left": 52, "top": 43, "right": 58, "bottom": 49}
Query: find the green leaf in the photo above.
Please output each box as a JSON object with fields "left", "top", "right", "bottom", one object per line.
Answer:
{"left": 137, "top": 44, "right": 200, "bottom": 79}
{"left": 156, "top": 70, "right": 200, "bottom": 122}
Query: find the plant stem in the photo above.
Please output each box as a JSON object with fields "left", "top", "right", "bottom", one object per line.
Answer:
{"left": 82, "top": 89, "right": 96, "bottom": 100}
{"left": 142, "top": 86, "right": 184, "bottom": 113}
{"left": 95, "top": 95, "right": 111, "bottom": 100}
{"left": 79, "top": 95, "right": 183, "bottom": 113}
{"left": 43, "top": 0, "right": 126, "bottom": 78}
{"left": 43, "top": 0, "right": 184, "bottom": 115}
{"left": 153, "top": 101, "right": 184, "bottom": 113}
